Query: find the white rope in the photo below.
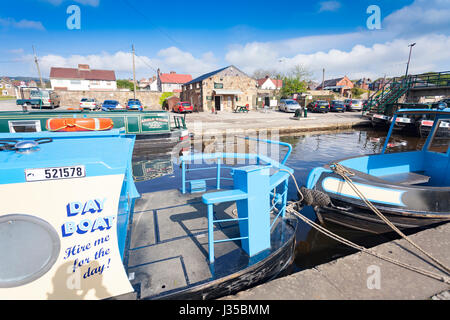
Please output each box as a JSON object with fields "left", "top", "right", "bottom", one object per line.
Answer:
{"left": 330, "top": 162, "right": 450, "bottom": 275}
{"left": 281, "top": 169, "right": 450, "bottom": 285}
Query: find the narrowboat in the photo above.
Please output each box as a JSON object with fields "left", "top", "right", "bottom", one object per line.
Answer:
{"left": 303, "top": 108, "right": 450, "bottom": 234}
{"left": 0, "top": 130, "right": 297, "bottom": 300}
{"left": 0, "top": 109, "right": 188, "bottom": 139}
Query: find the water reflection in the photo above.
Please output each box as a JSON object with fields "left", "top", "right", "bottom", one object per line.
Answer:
{"left": 131, "top": 128, "right": 428, "bottom": 272}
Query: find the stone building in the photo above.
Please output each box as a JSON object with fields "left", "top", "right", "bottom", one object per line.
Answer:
{"left": 181, "top": 66, "right": 257, "bottom": 112}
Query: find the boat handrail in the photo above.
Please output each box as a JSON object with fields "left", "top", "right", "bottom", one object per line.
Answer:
{"left": 179, "top": 151, "right": 293, "bottom": 266}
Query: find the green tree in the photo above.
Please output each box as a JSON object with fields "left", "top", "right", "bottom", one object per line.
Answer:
{"left": 351, "top": 87, "right": 366, "bottom": 98}
{"left": 278, "top": 64, "right": 311, "bottom": 98}
{"left": 280, "top": 78, "right": 308, "bottom": 97}
{"left": 117, "top": 79, "right": 136, "bottom": 91}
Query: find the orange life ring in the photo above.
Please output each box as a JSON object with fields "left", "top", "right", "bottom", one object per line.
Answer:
{"left": 46, "top": 118, "right": 114, "bottom": 132}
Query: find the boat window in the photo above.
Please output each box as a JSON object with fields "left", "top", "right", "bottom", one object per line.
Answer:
{"left": 8, "top": 120, "right": 42, "bottom": 133}
{"left": 428, "top": 119, "right": 450, "bottom": 154}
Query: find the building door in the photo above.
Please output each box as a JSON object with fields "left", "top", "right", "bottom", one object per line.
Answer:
{"left": 264, "top": 97, "right": 270, "bottom": 107}
{"left": 215, "top": 96, "right": 221, "bottom": 111}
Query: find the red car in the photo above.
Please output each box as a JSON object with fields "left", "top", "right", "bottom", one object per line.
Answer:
{"left": 173, "top": 102, "right": 193, "bottom": 113}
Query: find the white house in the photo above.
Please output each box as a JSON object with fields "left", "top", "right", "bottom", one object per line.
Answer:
{"left": 257, "top": 76, "right": 283, "bottom": 90}
{"left": 50, "top": 64, "right": 117, "bottom": 91}
{"left": 0, "top": 80, "right": 15, "bottom": 96}
{"left": 157, "top": 70, "right": 192, "bottom": 93}
{"left": 139, "top": 76, "right": 158, "bottom": 91}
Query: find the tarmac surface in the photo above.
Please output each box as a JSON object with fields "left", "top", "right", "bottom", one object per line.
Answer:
{"left": 183, "top": 109, "right": 370, "bottom": 136}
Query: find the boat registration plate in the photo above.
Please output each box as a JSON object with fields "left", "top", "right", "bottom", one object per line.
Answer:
{"left": 396, "top": 117, "right": 411, "bottom": 123}
{"left": 25, "top": 165, "right": 86, "bottom": 182}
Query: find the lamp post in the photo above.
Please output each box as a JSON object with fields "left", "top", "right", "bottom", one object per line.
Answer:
{"left": 405, "top": 43, "right": 416, "bottom": 78}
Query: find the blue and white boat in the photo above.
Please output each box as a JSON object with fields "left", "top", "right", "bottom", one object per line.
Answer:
{"left": 0, "top": 130, "right": 297, "bottom": 300}
{"left": 304, "top": 108, "right": 450, "bottom": 234}
{"left": 0, "top": 129, "right": 139, "bottom": 299}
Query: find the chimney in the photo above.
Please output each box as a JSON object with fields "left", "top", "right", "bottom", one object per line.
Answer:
{"left": 78, "top": 64, "right": 90, "bottom": 71}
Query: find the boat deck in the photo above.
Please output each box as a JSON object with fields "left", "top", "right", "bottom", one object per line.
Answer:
{"left": 125, "top": 188, "right": 296, "bottom": 300}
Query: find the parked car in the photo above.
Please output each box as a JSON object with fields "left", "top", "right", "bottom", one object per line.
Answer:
{"left": 278, "top": 99, "right": 301, "bottom": 113}
{"left": 330, "top": 100, "right": 345, "bottom": 112}
{"left": 79, "top": 98, "right": 99, "bottom": 110}
{"left": 102, "top": 100, "right": 124, "bottom": 111}
{"left": 127, "top": 99, "right": 143, "bottom": 111}
{"left": 16, "top": 88, "right": 61, "bottom": 109}
{"left": 307, "top": 100, "right": 330, "bottom": 113}
{"left": 172, "top": 101, "right": 193, "bottom": 113}
{"left": 344, "top": 99, "right": 352, "bottom": 110}
{"left": 346, "top": 99, "right": 363, "bottom": 112}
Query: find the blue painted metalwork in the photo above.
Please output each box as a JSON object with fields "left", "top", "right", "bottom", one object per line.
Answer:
{"left": 382, "top": 114, "right": 397, "bottom": 154}
{"left": 180, "top": 145, "right": 294, "bottom": 265}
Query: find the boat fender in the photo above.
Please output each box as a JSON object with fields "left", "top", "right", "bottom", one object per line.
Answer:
{"left": 299, "top": 187, "right": 331, "bottom": 207}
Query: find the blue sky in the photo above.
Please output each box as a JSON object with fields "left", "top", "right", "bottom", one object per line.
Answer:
{"left": 1, "top": 0, "right": 449, "bottom": 80}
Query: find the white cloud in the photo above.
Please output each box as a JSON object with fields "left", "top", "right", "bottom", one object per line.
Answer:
{"left": 156, "top": 47, "right": 219, "bottom": 76}
{"left": 22, "top": 48, "right": 218, "bottom": 78}
{"left": 281, "top": 35, "right": 450, "bottom": 80}
{"left": 225, "top": 0, "right": 450, "bottom": 80}
{"left": 0, "top": 17, "right": 45, "bottom": 30}
{"left": 318, "top": 1, "right": 341, "bottom": 12}
{"left": 383, "top": 0, "right": 450, "bottom": 36}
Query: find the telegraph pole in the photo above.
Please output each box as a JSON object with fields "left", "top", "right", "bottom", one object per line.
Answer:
{"left": 132, "top": 44, "right": 137, "bottom": 100}
{"left": 33, "top": 45, "right": 45, "bottom": 89}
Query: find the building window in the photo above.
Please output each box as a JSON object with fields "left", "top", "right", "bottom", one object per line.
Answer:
{"left": 70, "top": 80, "right": 81, "bottom": 85}
{"left": 214, "top": 83, "right": 223, "bottom": 89}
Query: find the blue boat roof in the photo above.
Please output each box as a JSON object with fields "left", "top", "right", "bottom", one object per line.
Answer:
{"left": 0, "top": 129, "right": 135, "bottom": 184}
{"left": 396, "top": 108, "right": 450, "bottom": 115}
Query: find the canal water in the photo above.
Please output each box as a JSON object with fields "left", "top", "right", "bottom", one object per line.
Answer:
{"left": 132, "top": 127, "right": 427, "bottom": 273}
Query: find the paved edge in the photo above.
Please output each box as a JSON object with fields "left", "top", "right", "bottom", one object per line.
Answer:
{"left": 220, "top": 222, "right": 450, "bottom": 300}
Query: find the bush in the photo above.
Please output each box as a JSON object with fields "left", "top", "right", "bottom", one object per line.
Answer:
{"left": 159, "top": 92, "right": 174, "bottom": 106}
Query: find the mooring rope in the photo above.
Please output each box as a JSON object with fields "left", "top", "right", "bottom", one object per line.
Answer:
{"left": 278, "top": 168, "right": 450, "bottom": 285}
{"left": 330, "top": 162, "right": 450, "bottom": 276}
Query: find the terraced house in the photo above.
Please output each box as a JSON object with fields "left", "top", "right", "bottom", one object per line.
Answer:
{"left": 181, "top": 66, "right": 257, "bottom": 112}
